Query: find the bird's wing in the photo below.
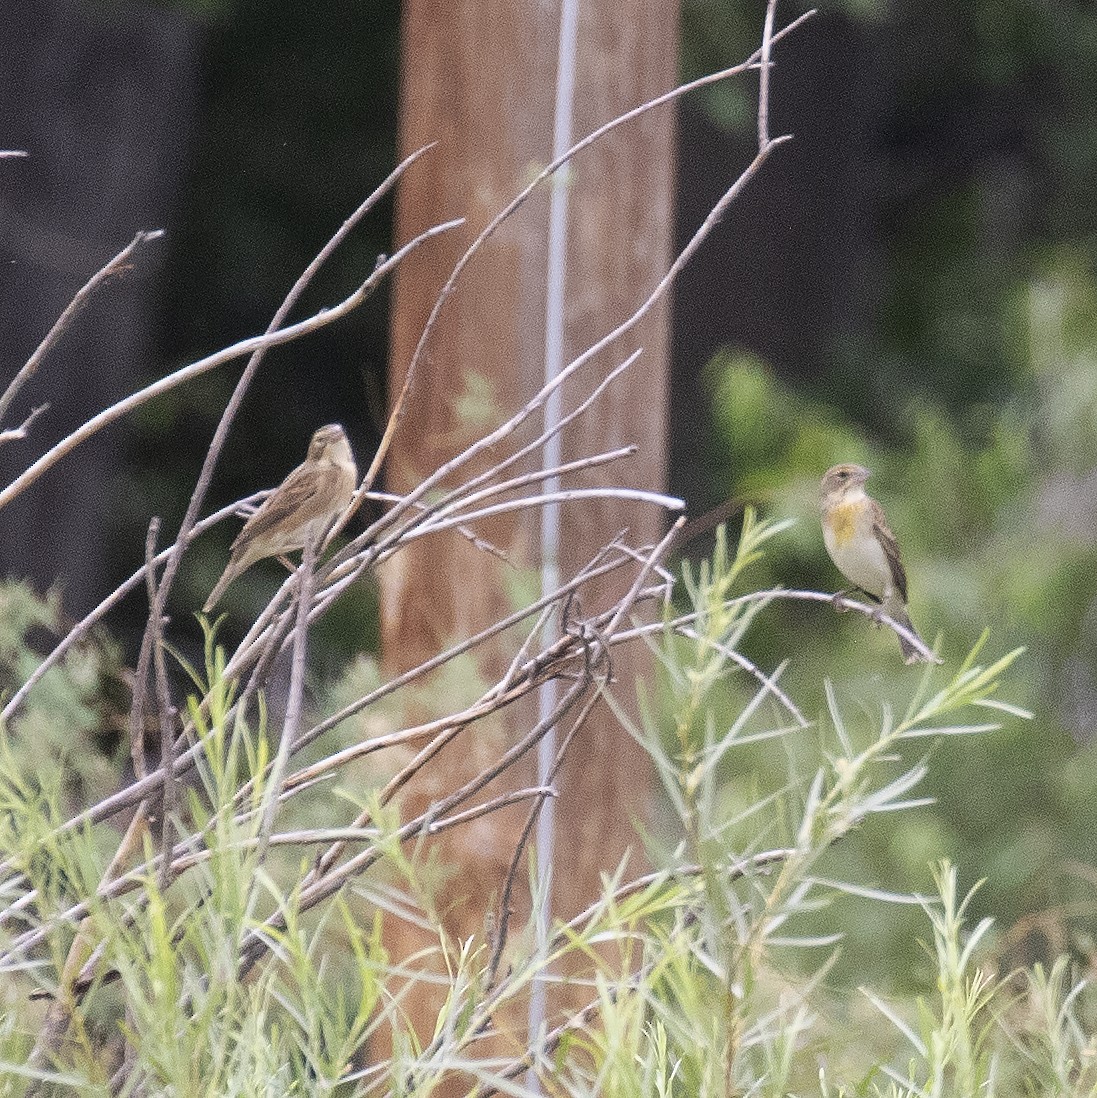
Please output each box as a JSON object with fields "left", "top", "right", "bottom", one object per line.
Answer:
{"left": 869, "top": 499, "right": 908, "bottom": 602}
{"left": 231, "top": 463, "right": 335, "bottom": 552}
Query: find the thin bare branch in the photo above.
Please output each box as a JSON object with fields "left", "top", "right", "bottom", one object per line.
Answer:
{"left": 170, "top": 787, "right": 558, "bottom": 867}
{"left": 0, "top": 230, "right": 163, "bottom": 424}
{"left": 0, "top": 403, "right": 48, "bottom": 445}
{"left": 365, "top": 8, "right": 816, "bottom": 503}
{"left": 408, "top": 487, "right": 685, "bottom": 541}
{"left": 604, "top": 516, "right": 686, "bottom": 638}
{"left": 376, "top": 349, "right": 644, "bottom": 547}
{"left": 606, "top": 588, "right": 944, "bottom": 667}
{"left": 255, "top": 535, "right": 314, "bottom": 867}
{"left": 733, "top": 589, "right": 942, "bottom": 665}
{"left": 414, "top": 446, "right": 638, "bottom": 529}
{"left": 0, "top": 496, "right": 260, "bottom": 725}
{"left": 151, "top": 144, "right": 442, "bottom": 627}
{"left": 0, "top": 217, "right": 461, "bottom": 514}
{"left": 487, "top": 680, "right": 605, "bottom": 988}
{"left": 235, "top": 675, "right": 593, "bottom": 980}
{"left": 143, "top": 519, "right": 178, "bottom": 892}
{"left": 758, "top": 0, "right": 779, "bottom": 149}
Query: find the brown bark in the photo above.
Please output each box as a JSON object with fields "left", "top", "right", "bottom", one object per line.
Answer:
{"left": 381, "top": 0, "right": 678, "bottom": 1059}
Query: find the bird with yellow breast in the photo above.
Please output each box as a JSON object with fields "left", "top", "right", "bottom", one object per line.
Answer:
{"left": 820, "top": 462, "right": 939, "bottom": 665}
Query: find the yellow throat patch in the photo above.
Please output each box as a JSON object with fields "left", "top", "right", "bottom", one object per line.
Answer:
{"left": 828, "top": 501, "right": 860, "bottom": 547}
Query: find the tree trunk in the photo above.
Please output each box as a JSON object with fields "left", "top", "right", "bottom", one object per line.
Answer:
{"left": 382, "top": 0, "right": 678, "bottom": 1058}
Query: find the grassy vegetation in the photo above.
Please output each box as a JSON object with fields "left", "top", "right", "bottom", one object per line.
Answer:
{"left": 0, "top": 506, "right": 1077, "bottom": 1093}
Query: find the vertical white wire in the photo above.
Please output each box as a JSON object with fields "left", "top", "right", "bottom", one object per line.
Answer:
{"left": 528, "top": 0, "right": 580, "bottom": 1086}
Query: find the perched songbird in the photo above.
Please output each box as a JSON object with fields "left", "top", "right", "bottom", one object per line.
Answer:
{"left": 203, "top": 424, "right": 356, "bottom": 613}
{"left": 819, "top": 463, "right": 939, "bottom": 665}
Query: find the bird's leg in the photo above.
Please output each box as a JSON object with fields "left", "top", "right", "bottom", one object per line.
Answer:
{"left": 831, "top": 588, "right": 853, "bottom": 613}
{"left": 832, "top": 587, "right": 883, "bottom": 619}
{"left": 865, "top": 595, "right": 887, "bottom": 627}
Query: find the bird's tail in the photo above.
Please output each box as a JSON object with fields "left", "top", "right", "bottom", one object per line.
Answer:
{"left": 203, "top": 563, "right": 239, "bottom": 614}
{"left": 888, "top": 603, "right": 941, "bottom": 665}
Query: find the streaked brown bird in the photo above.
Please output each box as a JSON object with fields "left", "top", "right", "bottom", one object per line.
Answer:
{"left": 203, "top": 423, "right": 356, "bottom": 613}
{"left": 820, "top": 462, "right": 939, "bottom": 665}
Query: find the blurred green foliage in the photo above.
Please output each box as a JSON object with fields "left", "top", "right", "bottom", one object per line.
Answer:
{"left": 698, "top": 254, "right": 1097, "bottom": 988}
{"left": 676, "top": 0, "right": 1097, "bottom": 992}
{"left": 0, "top": 582, "right": 125, "bottom": 816}
{"left": 684, "top": 0, "right": 1096, "bottom": 425}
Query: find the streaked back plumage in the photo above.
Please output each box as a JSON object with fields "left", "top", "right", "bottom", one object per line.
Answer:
{"left": 204, "top": 424, "right": 357, "bottom": 612}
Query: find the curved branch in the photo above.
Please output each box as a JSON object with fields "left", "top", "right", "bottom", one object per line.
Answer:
{"left": 0, "top": 217, "right": 461, "bottom": 513}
